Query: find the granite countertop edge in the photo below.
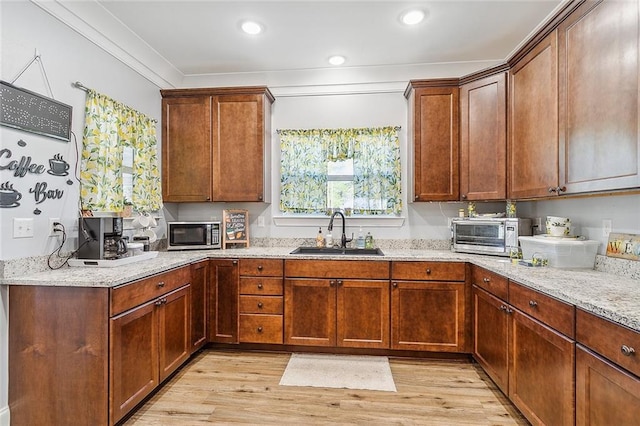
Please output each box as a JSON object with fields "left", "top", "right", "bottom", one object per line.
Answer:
{"left": 2, "top": 247, "right": 638, "bottom": 333}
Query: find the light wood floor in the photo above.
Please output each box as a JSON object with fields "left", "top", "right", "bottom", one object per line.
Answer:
{"left": 123, "top": 350, "right": 529, "bottom": 425}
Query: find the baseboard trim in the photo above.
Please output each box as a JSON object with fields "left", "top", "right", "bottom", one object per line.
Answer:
{"left": 0, "top": 405, "right": 9, "bottom": 426}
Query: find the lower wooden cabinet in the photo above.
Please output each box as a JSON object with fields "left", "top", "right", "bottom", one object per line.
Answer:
{"left": 209, "top": 258, "right": 239, "bottom": 343}
{"left": 576, "top": 345, "right": 640, "bottom": 425}
{"left": 190, "top": 260, "right": 209, "bottom": 352}
{"left": 110, "top": 285, "right": 190, "bottom": 424}
{"left": 391, "top": 261, "right": 468, "bottom": 352}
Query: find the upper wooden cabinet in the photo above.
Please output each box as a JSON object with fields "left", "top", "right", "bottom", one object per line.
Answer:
{"left": 161, "top": 87, "right": 274, "bottom": 203}
{"left": 460, "top": 72, "right": 507, "bottom": 200}
{"left": 558, "top": 0, "right": 640, "bottom": 194}
{"left": 406, "top": 81, "right": 460, "bottom": 201}
{"left": 508, "top": 30, "right": 560, "bottom": 199}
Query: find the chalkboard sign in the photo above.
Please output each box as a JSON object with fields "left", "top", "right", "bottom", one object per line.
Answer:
{"left": 223, "top": 209, "right": 249, "bottom": 248}
{"left": 0, "top": 80, "right": 72, "bottom": 142}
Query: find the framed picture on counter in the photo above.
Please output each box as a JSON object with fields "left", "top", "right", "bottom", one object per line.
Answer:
{"left": 222, "top": 209, "right": 249, "bottom": 249}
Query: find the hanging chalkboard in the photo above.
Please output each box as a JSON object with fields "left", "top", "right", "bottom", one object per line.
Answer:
{"left": 0, "top": 80, "right": 72, "bottom": 142}
{"left": 222, "top": 209, "right": 249, "bottom": 249}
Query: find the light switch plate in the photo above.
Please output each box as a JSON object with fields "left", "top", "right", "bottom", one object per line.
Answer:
{"left": 603, "top": 219, "right": 612, "bottom": 237}
{"left": 13, "top": 218, "right": 34, "bottom": 238}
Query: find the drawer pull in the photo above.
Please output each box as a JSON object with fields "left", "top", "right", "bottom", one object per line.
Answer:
{"left": 257, "top": 265, "right": 263, "bottom": 271}
{"left": 392, "top": 282, "right": 398, "bottom": 288}
{"left": 257, "top": 283, "right": 263, "bottom": 289}
{"left": 157, "top": 281, "right": 165, "bottom": 288}
{"left": 500, "top": 305, "right": 513, "bottom": 314}
{"left": 483, "top": 277, "right": 490, "bottom": 283}
{"left": 329, "top": 280, "right": 336, "bottom": 287}
{"left": 155, "top": 299, "right": 163, "bottom": 306}
{"left": 529, "top": 300, "right": 538, "bottom": 308}
{"left": 257, "top": 326, "right": 263, "bottom": 333}
{"left": 426, "top": 268, "right": 431, "bottom": 275}
{"left": 257, "top": 302, "right": 263, "bottom": 308}
{"left": 337, "top": 280, "right": 343, "bottom": 286}
{"left": 621, "top": 345, "right": 636, "bottom": 356}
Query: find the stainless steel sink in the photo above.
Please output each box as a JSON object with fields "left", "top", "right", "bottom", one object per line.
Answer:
{"left": 289, "top": 247, "right": 385, "bottom": 256}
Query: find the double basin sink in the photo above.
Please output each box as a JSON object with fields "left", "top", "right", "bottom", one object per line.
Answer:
{"left": 289, "top": 246, "right": 385, "bottom": 256}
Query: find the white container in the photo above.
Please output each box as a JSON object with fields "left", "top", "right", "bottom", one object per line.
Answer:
{"left": 519, "top": 236, "right": 599, "bottom": 269}
{"left": 127, "top": 242, "right": 144, "bottom": 257}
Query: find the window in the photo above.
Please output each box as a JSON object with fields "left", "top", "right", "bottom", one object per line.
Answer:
{"left": 278, "top": 126, "right": 401, "bottom": 216}
{"left": 122, "top": 147, "right": 134, "bottom": 205}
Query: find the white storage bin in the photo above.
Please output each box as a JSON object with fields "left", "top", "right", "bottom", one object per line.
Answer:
{"left": 519, "top": 236, "right": 600, "bottom": 269}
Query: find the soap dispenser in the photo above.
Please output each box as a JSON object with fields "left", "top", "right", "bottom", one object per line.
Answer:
{"left": 356, "top": 227, "right": 365, "bottom": 249}
{"left": 316, "top": 227, "right": 325, "bottom": 248}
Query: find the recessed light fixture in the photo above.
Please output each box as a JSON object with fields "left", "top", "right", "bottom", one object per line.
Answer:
{"left": 241, "top": 20, "right": 263, "bottom": 35}
{"left": 401, "top": 9, "right": 425, "bottom": 26}
{"left": 328, "top": 55, "right": 346, "bottom": 66}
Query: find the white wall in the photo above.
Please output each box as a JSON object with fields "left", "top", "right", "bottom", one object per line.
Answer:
{"left": 0, "top": 2, "right": 163, "bottom": 423}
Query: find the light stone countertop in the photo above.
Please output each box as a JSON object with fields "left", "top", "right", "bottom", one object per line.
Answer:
{"left": 2, "top": 247, "right": 639, "bottom": 333}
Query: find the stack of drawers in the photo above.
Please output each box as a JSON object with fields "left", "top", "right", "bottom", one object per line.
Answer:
{"left": 239, "top": 259, "right": 284, "bottom": 344}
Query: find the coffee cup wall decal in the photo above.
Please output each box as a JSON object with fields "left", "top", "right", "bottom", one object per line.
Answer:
{"left": 48, "top": 153, "right": 69, "bottom": 176}
{"left": 0, "top": 181, "right": 22, "bottom": 208}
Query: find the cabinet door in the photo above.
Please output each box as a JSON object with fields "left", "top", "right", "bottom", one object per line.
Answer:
{"left": 284, "top": 278, "right": 336, "bottom": 346}
{"left": 110, "top": 300, "right": 158, "bottom": 424}
{"left": 158, "top": 286, "right": 191, "bottom": 382}
{"left": 558, "top": 0, "right": 640, "bottom": 193}
{"left": 162, "top": 96, "right": 212, "bottom": 202}
{"left": 391, "top": 281, "right": 467, "bottom": 352}
{"left": 472, "top": 285, "right": 509, "bottom": 393}
{"left": 576, "top": 345, "right": 640, "bottom": 425}
{"left": 460, "top": 73, "right": 507, "bottom": 200}
{"left": 337, "top": 280, "right": 390, "bottom": 349}
{"left": 209, "top": 259, "right": 239, "bottom": 343}
{"left": 508, "top": 31, "right": 559, "bottom": 198}
{"left": 509, "top": 309, "right": 575, "bottom": 426}
{"left": 212, "top": 94, "right": 267, "bottom": 201}
{"left": 411, "top": 86, "right": 460, "bottom": 201}
{"left": 190, "top": 261, "right": 209, "bottom": 352}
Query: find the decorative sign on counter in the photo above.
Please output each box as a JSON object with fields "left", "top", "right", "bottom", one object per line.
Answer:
{"left": 606, "top": 233, "right": 640, "bottom": 261}
{"left": 223, "top": 209, "right": 249, "bottom": 249}
{"left": 0, "top": 80, "right": 72, "bottom": 142}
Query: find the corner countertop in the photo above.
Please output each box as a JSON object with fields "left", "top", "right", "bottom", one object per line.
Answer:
{"left": 2, "top": 247, "right": 639, "bottom": 333}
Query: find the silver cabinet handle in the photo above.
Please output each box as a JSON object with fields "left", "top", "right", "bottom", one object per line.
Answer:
{"left": 529, "top": 300, "right": 538, "bottom": 308}
{"left": 621, "top": 345, "right": 636, "bottom": 356}
{"left": 483, "top": 277, "right": 490, "bottom": 283}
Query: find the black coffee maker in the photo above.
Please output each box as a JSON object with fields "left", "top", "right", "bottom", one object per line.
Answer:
{"left": 77, "top": 217, "right": 127, "bottom": 260}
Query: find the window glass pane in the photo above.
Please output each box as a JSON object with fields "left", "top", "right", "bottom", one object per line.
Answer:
{"left": 327, "top": 159, "right": 353, "bottom": 176}
{"left": 123, "top": 147, "right": 134, "bottom": 204}
{"left": 328, "top": 181, "right": 354, "bottom": 209}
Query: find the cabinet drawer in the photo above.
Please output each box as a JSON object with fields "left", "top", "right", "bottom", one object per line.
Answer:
{"left": 577, "top": 309, "right": 640, "bottom": 378}
{"left": 285, "top": 259, "right": 389, "bottom": 279}
{"left": 240, "top": 295, "right": 283, "bottom": 314}
{"left": 110, "top": 267, "right": 190, "bottom": 316}
{"left": 239, "top": 314, "right": 283, "bottom": 344}
{"left": 471, "top": 266, "right": 507, "bottom": 301}
{"left": 509, "top": 281, "right": 575, "bottom": 338}
{"left": 391, "top": 261, "right": 465, "bottom": 281}
{"left": 240, "top": 277, "right": 283, "bottom": 295}
{"left": 239, "top": 258, "right": 283, "bottom": 276}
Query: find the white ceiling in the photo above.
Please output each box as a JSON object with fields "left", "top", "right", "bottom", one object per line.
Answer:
{"left": 92, "top": 0, "right": 565, "bottom": 77}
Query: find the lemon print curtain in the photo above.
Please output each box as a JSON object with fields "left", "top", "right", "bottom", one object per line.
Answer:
{"left": 278, "top": 126, "right": 401, "bottom": 215}
{"left": 80, "top": 90, "right": 162, "bottom": 213}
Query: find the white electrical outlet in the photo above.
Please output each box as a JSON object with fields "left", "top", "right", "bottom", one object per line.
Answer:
{"left": 49, "top": 218, "right": 62, "bottom": 237}
{"left": 602, "top": 219, "right": 612, "bottom": 237}
{"left": 257, "top": 216, "right": 265, "bottom": 227}
{"left": 13, "top": 218, "right": 34, "bottom": 238}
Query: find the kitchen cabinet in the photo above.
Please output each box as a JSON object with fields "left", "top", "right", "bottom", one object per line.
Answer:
{"left": 209, "top": 258, "right": 239, "bottom": 343}
{"left": 390, "top": 261, "right": 468, "bottom": 352}
{"left": 472, "top": 267, "right": 509, "bottom": 393}
{"left": 508, "top": 30, "right": 560, "bottom": 199}
{"left": 460, "top": 71, "right": 507, "bottom": 201}
{"left": 405, "top": 81, "right": 460, "bottom": 201}
{"left": 190, "top": 260, "right": 209, "bottom": 352}
{"left": 239, "top": 258, "right": 284, "bottom": 344}
{"left": 8, "top": 266, "right": 192, "bottom": 426}
{"left": 161, "top": 86, "right": 274, "bottom": 203}
{"left": 558, "top": 0, "right": 640, "bottom": 194}
{"left": 575, "top": 308, "right": 640, "bottom": 424}
{"left": 284, "top": 259, "right": 390, "bottom": 349}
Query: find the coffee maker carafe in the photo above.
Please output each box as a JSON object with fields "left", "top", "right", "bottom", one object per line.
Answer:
{"left": 77, "top": 217, "right": 127, "bottom": 260}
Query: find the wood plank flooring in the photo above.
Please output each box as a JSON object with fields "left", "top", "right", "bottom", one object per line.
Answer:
{"left": 123, "top": 350, "right": 529, "bottom": 425}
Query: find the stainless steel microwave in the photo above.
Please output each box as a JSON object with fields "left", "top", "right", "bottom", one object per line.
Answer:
{"left": 451, "top": 217, "right": 532, "bottom": 256}
{"left": 167, "top": 221, "right": 221, "bottom": 250}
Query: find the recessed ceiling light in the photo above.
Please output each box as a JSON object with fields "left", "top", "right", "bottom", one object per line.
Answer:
{"left": 241, "top": 21, "right": 263, "bottom": 35}
{"left": 401, "top": 10, "right": 425, "bottom": 26}
{"left": 328, "top": 55, "right": 346, "bottom": 66}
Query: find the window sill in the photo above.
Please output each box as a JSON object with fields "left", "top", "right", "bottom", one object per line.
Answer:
{"left": 273, "top": 215, "right": 405, "bottom": 227}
